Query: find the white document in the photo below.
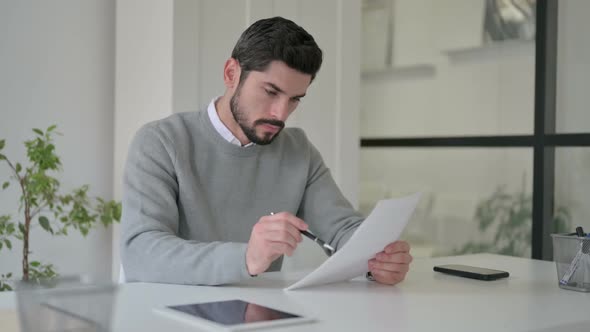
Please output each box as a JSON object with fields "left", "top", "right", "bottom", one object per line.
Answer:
{"left": 285, "top": 193, "right": 421, "bottom": 291}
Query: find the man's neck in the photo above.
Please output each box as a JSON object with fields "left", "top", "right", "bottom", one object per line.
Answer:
{"left": 215, "top": 95, "right": 251, "bottom": 146}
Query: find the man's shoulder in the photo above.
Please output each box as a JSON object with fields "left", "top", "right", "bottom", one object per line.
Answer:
{"left": 139, "top": 111, "right": 203, "bottom": 141}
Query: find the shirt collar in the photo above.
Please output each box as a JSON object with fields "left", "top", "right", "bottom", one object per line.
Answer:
{"left": 207, "top": 97, "right": 254, "bottom": 147}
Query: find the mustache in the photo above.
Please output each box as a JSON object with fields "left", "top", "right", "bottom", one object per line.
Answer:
{"left": 254, "top": 119, "right": 285, "bottom": 129}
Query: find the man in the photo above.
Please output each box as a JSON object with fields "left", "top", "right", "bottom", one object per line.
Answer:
{"left": 121, "top": 17, "right": 412, "bottom": 286}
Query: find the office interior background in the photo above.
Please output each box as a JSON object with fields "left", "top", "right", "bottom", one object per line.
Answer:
{"left": 0, "top": 0, "right": 588, "bottom": 282}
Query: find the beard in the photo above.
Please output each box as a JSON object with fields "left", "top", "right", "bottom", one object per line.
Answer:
{"left": 229, "top": 85, "right": 285, "bottom": 145}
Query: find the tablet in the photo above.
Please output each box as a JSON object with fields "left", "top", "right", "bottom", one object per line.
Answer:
{"left": 154, "top": 299, "right": 316, "bottom": 331}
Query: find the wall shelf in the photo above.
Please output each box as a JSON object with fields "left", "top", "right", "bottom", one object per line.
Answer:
{"left": 443, "top": 40, "right": 535, "bottom": 62}
{"left": 361, "top": 64, "right": 436, "bottom": 81}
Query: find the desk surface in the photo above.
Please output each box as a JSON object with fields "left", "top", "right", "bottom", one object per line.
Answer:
{"left": 1, "top": 254, "right": 589, "bottom": 332}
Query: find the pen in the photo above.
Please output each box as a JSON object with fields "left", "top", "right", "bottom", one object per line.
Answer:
{"left": 576, "top": 226, "right": 586, "bottom": 237}
{"left": 300, "top": 229, "right": 335, "bottom": 255}
{"left": 269, "top": 212, "right": 335, "bottom": 256}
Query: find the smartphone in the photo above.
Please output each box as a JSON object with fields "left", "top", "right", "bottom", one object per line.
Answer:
{"left": 154, "top": 299, "right": 315, "bottom": 331}
{"left": 433, "top": 264, "right": 509, "bottom": 281}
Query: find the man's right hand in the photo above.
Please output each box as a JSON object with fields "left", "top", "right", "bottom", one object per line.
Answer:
{"left": 245, "top": 212, "right": 308, "bottom": 276}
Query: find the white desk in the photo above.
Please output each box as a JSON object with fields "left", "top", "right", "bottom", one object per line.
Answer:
{"left": 1, "top": 254, "right": 588, "bottom": 332}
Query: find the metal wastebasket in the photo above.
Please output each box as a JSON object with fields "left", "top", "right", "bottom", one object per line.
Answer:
{"left": 551, "top": 233, "right": 590, "bottom": 292}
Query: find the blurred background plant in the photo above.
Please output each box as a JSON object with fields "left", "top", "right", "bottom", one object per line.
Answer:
{"left": 0, "top": 126, "right": 121, "bottom": 291}
{"left": 453, "top": 179, "right": 571, "bottom": 257}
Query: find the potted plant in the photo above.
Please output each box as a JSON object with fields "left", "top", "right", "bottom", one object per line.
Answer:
{"left": 0, "top": 126, "right": 121, "bottom": 291}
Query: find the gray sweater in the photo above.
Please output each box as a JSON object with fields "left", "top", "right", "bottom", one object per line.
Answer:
{"left": 121, "top": 110, "right": 363, "bottom": 285}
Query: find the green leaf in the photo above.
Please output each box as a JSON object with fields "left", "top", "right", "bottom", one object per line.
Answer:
{"left": 0, "top": 153, "right": 5, "bottom": 160}
{"left": 47, "top": 125, "right": 57, "bottom": 132}
{"left": 39, "top": 216, "right": 53, "bottom": 234}
{"left": 4, "top": 239, "right": 11, "bottom": 250}
{"left": 0, "top": 282, "right": 13, "bottom": 291}
{"left": 114, "top": 203, "right": 122, "bottom": 221}
{"left": 18, "top": 223, "right": 25, "bottom": 235}
{"left": 0, "top": 139, "right": 4, "bottom": 150}
{"left": 15, "top": 163, "right": 21, "bottom": 173}
{"left": 0, "top": 242, "right": 2, "bottom": 250}
{"left": 2, "top": 182, "right": 8, "bottom": 190}
{"left": 33, "top": 128, "right": 44, "bottom": 136}
{"left": 101, "top": 215, "right": 110, "bottom": 225}
{"left": 30, "top": 261, "right": 41, "bottom": 267}
{"left": 6, "top": 223, "right": 15, "bottom": 235}
{"left": 6, "top": 273, "right": 11, "bottom": 279}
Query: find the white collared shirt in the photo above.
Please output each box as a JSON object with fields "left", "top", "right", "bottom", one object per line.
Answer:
{"left": 207, "top": 97, "right": 254, "bottom": 147}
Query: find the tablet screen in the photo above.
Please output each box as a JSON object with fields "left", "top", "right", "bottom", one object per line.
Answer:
{"left": 167, "top": 300, "right": 301, "bottom": 327}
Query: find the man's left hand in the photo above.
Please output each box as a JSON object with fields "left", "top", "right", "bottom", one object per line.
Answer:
{"left": 368, "top": 240, "right": 412, "bottom": 285}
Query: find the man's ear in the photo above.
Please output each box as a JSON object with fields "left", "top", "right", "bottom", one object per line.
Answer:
{"left": 223, "top": 58, "right": 241, "bottom": 89}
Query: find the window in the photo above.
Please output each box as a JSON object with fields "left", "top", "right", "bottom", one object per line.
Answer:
{"left": 359, "top": 0, "right": 590, "bottom": 260}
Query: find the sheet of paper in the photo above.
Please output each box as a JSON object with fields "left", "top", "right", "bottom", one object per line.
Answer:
{"left": 285, "top": 193, "right": 421, "bottom": 291}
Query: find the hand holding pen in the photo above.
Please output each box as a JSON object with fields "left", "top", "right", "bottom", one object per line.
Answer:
{"left": 245, "top": 212, "right": 309, "bottom": 276}
{"left": 271, "top": 212, "right": 335, "bottom": 256}
{"left": 246, "top": 211, "right": 411, "bottom": 286}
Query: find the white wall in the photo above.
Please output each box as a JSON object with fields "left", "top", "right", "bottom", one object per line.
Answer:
{"left": 114, "top": 0, "right": 175, "bottom": 201}
{"left": 556, "top": 0, "right": 590, "bottom": 133}
{"left": 555, "top": 0, "right": 590, "bottom": 232}
{"left": 0, "top": 0, "right": 115, "bottom": 279}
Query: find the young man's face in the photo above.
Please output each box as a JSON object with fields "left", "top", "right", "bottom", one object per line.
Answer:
{"left": 230, "top": 61, "right": 312, "bottom": 145}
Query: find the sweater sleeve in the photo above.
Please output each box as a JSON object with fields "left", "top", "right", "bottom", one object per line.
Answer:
{"left": 296, "top": 133, "right": 364, "bottom": 251}
{"left": 120, "top": 125, "right": 251, "bottom": 285}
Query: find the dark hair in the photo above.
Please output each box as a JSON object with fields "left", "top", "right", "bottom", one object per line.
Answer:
{"left": 231, "top": 16, "right": 323, "bottom": 82}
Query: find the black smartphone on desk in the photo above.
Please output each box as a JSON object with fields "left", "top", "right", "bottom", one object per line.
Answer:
{"left": 433, "top": 264, "right": 509, "bottom": 281}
